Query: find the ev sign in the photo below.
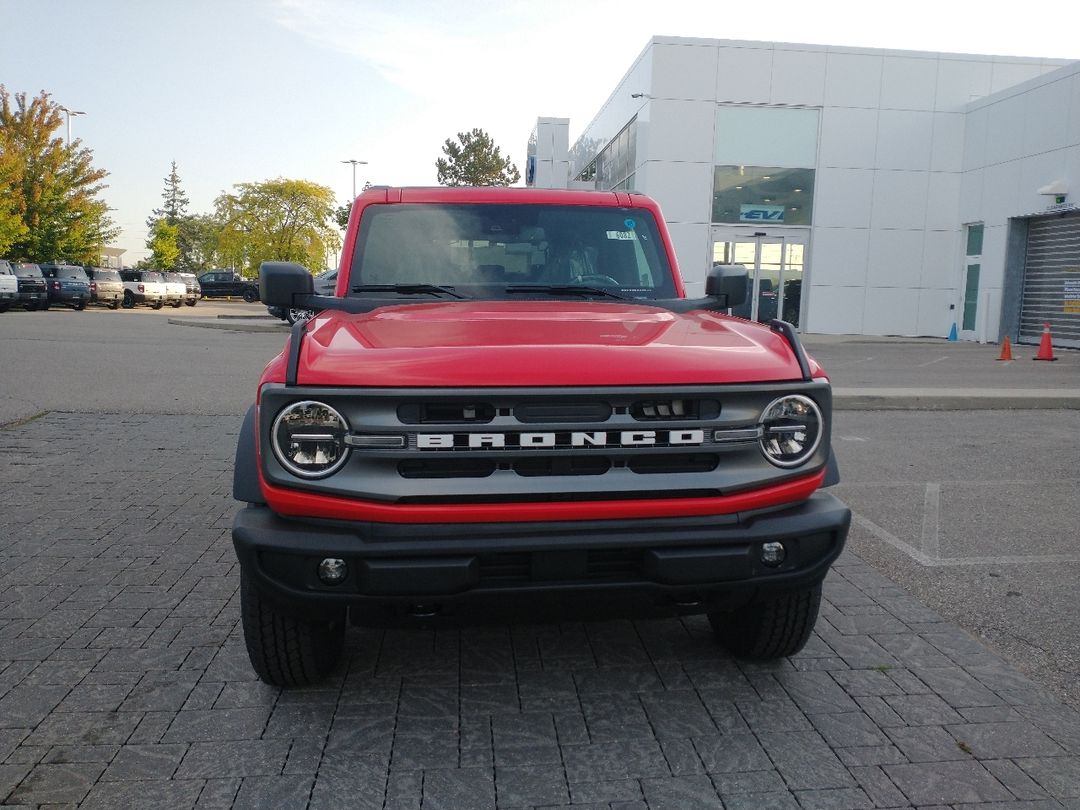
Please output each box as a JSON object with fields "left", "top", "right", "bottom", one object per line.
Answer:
{"left": 740, "top": 204, "right": 785, "bottom": 223}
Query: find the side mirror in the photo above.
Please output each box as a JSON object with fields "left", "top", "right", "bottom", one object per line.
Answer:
{"left": 260, "top": 262, "right": 313, "bottom": 307}
{"left": 705, "top": 264, "right": 748, "bottom": 307}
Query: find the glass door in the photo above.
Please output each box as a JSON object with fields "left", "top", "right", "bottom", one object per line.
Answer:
{"left": 712, "top": 230, "right": 807, "bottom": 326}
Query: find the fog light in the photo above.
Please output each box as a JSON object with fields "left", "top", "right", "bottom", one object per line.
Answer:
{"left": 317, "top": 558, "right": 348, "bottom": 585}
{"left": 761, "top": 542, "right": 786, "bottom": 567}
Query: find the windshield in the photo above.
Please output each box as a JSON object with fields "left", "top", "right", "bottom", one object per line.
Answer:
{"left": 349, "top": 204, "right": 676, "bottom": 300}
{"left": 14, "top": 264, "right": 42, "bottom": 278}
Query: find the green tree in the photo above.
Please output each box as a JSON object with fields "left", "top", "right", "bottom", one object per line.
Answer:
{"left": 147, "top": 218, "right": 180, "bottom": 269}
{"left": 436, "top": 128, "right": 520, "bottom": 187}
{"left": 333, "top": 202, "right": 351, "bottom": 231}
{"left": 0, "top": 85, "right": 118, "bottom": 263}
{"left": 214, "top": 178, "right": 341, "bottom": 275}
{"left": 0, "top": 144, "right": 27, "bottom": 254}
{"left": 146, "top": 161, "right": 189, "bottom": 227}
{"left": 177, "top": 213, "right": 225, "bottom": 272}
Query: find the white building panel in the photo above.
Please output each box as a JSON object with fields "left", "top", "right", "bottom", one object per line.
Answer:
{"left": 666, "top": 221, "right": 712, "bottom": 291}
{"left": 813, "top": 168, "right": 875, "bottom": 229}
{"left": 864, "top": 287, "right": 920, "bottom": 335}
{"left": 809, "top": 228, "right": 870, "bottom": 286}
{"left": 818, "top": 107, "right": 879, "bottom": 169}
{"left": 871, "top": 170, "right": 930, "bottom": 231}
{"left": 651, "top": 42, "right": 719, "bottom": 101}
{"left": 876, "top": 110, "right": 934, "bottom": 171}
{"left": 935, "top": 59, "right": 993, "bottom": 110}
{"left": 880, "top": 56, "right": 939, "bottom": 111}
{"left": 770, "top": 47, "right": 827, "bottom": 106}
{"left": 866, "top": 229, "right": 925, "bottom": 287}
{"left": 984, "top": 98, "right": 1026, "bottom": 166}
{"left": 641, "top": 161, "right": 713, "bottom": 224}
{"left": 1021, "top": 80, "right": 1072, "bottom": 156}
{"left": 824, "top": 51, "right": 883, "bottom": 108}
{"left": 1018, "top": 150, "right": 1071, "bottom": 213}
{"left": 981, "top": 160, "right": 1022, "bottom": 224}
{"left": 962, "top": 106, "right": 990, "bottom": 171}
{"left": 930, "top": 113, "right": 966, "bottom": 172}
{"left": 925, "top": 172, "right": 962, "bottom": 231}
{"left": 917, "top": 287, "right": 956, "bottom": 335}
{"left": 716, "top": 45, "right": 772, "bottom": 103}
{"left": 990, "top": 60, "right": 1051, "bottom": 94}
{"left": 919, "top": 230, "right": 961, "bottom": 289}
{"left": 646, "top": 99, "right": 716, "bottom": 163}
{"left": 806, "top": 284, "right": 866, "bottom": 333}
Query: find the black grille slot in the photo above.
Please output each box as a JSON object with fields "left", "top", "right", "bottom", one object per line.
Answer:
{"left": 514, "top": 401, "right": 612, "bottom": 423}
{"left": 513, "top": 457, "right": 611, "bottom": 477}
{"left": 478, "top": 552, "right": 531, "bottom": 584}
{"left": 399, "top": 459, "right": 495, "bottom": 478}
{"left": 631, "top": 399, "right": 719, "bottom": 421}
{"left": 586, "top": 549, "right": 641, "bottom": 579}
{"left": 628, "top": 454, "right": 719, "bottom": 474}
{"left": 397, "top": 402, "right": 495, "bottom": 424}
{"left": 476, "top": 550, "right": 642, "bottom": 586}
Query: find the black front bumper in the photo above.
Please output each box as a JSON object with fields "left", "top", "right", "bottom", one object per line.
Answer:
{"left": 233, "top": 493, "right": 850, "bottom": 620}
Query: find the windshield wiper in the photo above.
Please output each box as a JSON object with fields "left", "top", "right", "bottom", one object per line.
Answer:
{"left": 350, "top": 283, "right": 468, "bottom": 299}
{"left": 504, "top": 284, "right": 627, "bottom": 301}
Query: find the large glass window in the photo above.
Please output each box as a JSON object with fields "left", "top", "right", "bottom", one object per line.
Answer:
{"left": 712, "top": 106, "right": 818, "bottom": 227}
{"left": 575, "top": 119, "right": 637, "bottom": 190}
{"left": 712, "top": 166, "right": 814, "bottom": 227}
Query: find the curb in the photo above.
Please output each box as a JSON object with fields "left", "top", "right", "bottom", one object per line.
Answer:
{"left": 168, "top": 317, "right": 287, "bottom": 333}
{"left": 833, "top": 387, "right": 1080, "bottom": 410}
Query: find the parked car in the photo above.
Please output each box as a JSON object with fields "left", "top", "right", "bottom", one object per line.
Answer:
{"left": 11, "top": 262, "right": 48, "bottom": 310}
{"left": 39, "top": 264, "right": 91, "bottom": 310}
{"left": 0, "top": 260, "right": 18, "bottom": 312}
{"left": 83, "top": 267, "right": 124, "bottom": 309}
{"left": 266, "top": 268, "right": 337, "bottom": 324}
{"left": 179, "top": 272, "right": 200, "bottom": 306}
{"left": 162, "top": 272, "right": 186, "bottom": 308}
{"left": 119, "top": 269, "right": 167, "bottom": 309}
{"left": 197, "top": 269, "right": 259, "bottom": 302}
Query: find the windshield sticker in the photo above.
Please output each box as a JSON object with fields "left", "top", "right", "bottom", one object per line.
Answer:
{"left": 606, "top": 230, "right": 637, "bottom": 240}
{"left": 624, "top": 218, "right": 636, "bottom": 229}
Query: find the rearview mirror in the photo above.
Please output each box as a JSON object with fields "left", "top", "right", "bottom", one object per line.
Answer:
{"left": 260, "top": 262, "right": 313, "bottom": 307}
{"left": 706, "top": 264, "right": 748, "bottom": 307}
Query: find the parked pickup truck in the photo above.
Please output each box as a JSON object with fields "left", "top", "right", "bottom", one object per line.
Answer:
{"left": 232, "top": 187, "right": 850, "bottom": 687}
{"left": 0, "top": 260, "right": 17, "bottom": 312}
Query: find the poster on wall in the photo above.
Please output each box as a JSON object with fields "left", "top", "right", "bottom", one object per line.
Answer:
{"left": 1065, "top": 277, "right": 1080, "bottom": 314}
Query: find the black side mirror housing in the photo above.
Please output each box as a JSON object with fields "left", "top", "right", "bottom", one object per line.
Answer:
{"left": 260, "top": 262, "right": 313, "bottom": 307}
{"left": 706, "top": 264, "right": 748, "bottom": 307}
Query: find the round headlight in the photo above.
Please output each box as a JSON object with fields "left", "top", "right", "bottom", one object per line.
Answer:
{"left": 271, "top": 401, "right": 349, "bottom": 478}
{"left": 759, "top": 394, "right": 823, "bottom": 468}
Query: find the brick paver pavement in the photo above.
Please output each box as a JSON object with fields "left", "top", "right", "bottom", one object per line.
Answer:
{"left": 2, "top": 413, "right": 1080, "bottom": 809}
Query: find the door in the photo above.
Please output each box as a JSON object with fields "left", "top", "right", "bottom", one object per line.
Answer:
{"left": 712, "top": 228, "right": 808, "bottom": 327}
{"left": 1018, "top": 213, "right": 1080, "bottom": 349}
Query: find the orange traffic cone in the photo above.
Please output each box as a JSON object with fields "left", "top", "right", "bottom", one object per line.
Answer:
{"left": 997, "top": 335, "right": 1013, "bottom": 361}
{"left": 1034, "top": 322, "right": 1057, "bottom": 361}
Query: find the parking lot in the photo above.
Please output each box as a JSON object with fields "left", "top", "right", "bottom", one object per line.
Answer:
{"left": 2, "top": 309, "right": 1080, "bottom": 809}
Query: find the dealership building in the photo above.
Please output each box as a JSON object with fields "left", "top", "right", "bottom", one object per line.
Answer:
{"left": 528, "top": 37, "right": 1080, "bottom": 348}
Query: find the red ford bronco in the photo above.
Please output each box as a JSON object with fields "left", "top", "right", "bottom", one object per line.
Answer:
{"left": 232, "top": 186, "right": 849, "bottom": 687}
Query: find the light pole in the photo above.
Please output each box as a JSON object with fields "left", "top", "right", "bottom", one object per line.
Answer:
{"left": 58, "top": 106, "right": 86, "bottom": 144}
{"left": 340, "top": 159, "right": 367, "bottom": 199}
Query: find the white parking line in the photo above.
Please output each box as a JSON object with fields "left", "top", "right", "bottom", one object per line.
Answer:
{"left": 921, "top": 483, "right": 941, "bottom": 559}
{"left": 916, "top": 356, "right": 949, "bottom": 367}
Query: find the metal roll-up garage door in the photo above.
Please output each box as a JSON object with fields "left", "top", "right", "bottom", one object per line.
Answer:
{"left": 1019, "top": 213, "right": 1080, "bottom": 348}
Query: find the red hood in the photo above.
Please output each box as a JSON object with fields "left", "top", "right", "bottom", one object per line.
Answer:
{"left": 288, "top": 301, "right": 821, "bottom": 387}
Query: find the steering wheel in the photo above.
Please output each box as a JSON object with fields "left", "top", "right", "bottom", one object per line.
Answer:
{"left": 573, "top": 273, "right": 621, "bottom": 287}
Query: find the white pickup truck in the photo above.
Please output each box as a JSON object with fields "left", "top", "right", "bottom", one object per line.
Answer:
{"left": 0, "top": 260, "right": 22, "bottom": 312}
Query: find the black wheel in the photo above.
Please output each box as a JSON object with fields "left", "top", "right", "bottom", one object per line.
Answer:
{"left": 709, "top": 584, "right": 822, "bottom": 659}
{"left": 122, "top": 291, "right": 135, "bottom": 309}
{"left": 240, "top": 569, "right": 344, "bottom": 687}
{"left": 171, "top": 300, "right": 182, "bottom": 308}
{"left": 242, "top": 288, "right": 258, "bottom": 303}
{"left": 40, "top": 301, "right": 50, "bottom": 311}
{"left": 109, "top": 301, "right": 120, "bottom": 310}
{"left": 151, "top": 302, "right": 163, "bottom": 310}
{"left": 185, "top": 299, "right": 197, "bottom": 307}
{"left": 23, "top": 302, "right": 37, "bottom": 312}
{"left": 73, "top": 301, "right": 86, "bottom": 311}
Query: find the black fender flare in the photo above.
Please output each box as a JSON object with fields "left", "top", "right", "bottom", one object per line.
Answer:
{"left": 822, "top": 445, "right": 840, "bottom": 487}
{"left": 233, "top": 404, "right": 266, "bottom": 504}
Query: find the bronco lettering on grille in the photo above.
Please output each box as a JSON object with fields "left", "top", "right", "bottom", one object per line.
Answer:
{"left": 416, "top": 430, "right": 706, "bottom": 450}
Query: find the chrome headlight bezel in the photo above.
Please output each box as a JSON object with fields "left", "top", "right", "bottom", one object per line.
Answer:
{"left": 270, "top": 400, "right": 350, "bottom": 478}
{"left": 758, "top": 394, "right": 823, "bottom": 469}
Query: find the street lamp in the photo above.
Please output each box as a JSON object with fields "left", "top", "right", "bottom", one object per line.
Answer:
{"left": 58, "top": 106, "right": 86, "bottom": 145}
{"left": 340, "top": 159, "right": 368, "bottom": 199}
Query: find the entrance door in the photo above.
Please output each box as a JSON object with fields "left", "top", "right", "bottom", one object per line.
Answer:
{"left": 712, "top": 230, "right": 807, "bottom": 327}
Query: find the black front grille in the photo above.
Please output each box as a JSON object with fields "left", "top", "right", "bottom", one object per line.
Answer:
{"left": 477, "top": 548, "right": 643, "bottom": 586}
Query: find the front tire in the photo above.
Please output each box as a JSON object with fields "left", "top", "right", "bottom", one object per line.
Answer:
{"left": 240, "top": 569, "right": 344, "bottom": 687}
{"left": 709, "top": 584, "right": 822, "bottom": 659}
{"left": 122, "top": 291, "right": 135, "bottom": 309}
{"left": 185, "top": 299, "right": 197, "bottom": 307}
{"left": 151, "top": 302, "right": 163, "bottom": 310}
{"left": 242, "top": 288, "right": 258, "bottom": 303}
{"left": 109, "top": 301, "right": 120, "bottom": 310}
{"left": 171, "top": 300, "right": 182, "bottom": 308}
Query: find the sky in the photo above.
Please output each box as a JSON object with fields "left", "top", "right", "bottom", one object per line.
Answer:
{"left": 3, "top": 0, "right": 1080, "bottom": 265}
